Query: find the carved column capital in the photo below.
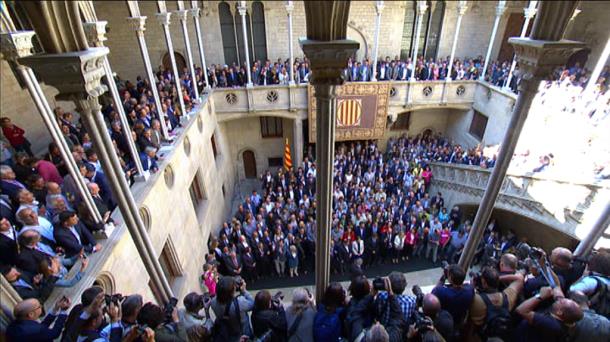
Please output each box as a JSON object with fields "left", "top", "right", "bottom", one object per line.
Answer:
{"left": 416, "top": 1, "right": 428, "bottom": 15}
{"left": 238, "top": 1, "right": 247, "bottom": 17}
{"left": 523, "top": 6, "right": 537, "bottom": 20}
{"left": 156, "top": 12, "right": 171, "bottom": 26}
{"left": 83, "top": 21, "right": 108, "bottom": 48}
{"left": 495, "top": 0, "right": 507, "bottom": 17}
{"left": 300, "top": 39, "right": 359, "bottom": 85}
{"left": 286, "top": 1, "right": 294, "bottom": 14}
{"left": 127, "top": 16, "right": 147, "bottom": 32}
{"left": 20, "top": 47, "right": 109, "bottom": 101}
{"left": 457, "top": 1, "right": 468, "bottom": 16}
{"left": 173, "top": 9, "right": 188, "bottom": 22}
{"left": 0, "top": 31, "right": 35, "bottom": 62}
{"left": 375, "top": 1, "right": 385, "bottom": 15}
{"left": 509, "top": 38, "right": 585, "bottom": 89}
{"left": 188, "top": 8, "right": 200, "bottom": 18}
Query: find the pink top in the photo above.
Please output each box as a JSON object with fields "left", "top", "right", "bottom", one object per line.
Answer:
{"left": 204, "top": 271, "right": 216, "bottom": 296}
{"left": 36, "top": 160, "right": 63, "bottom": 185}
{"left": 440, "top": 229, "right": 451, "bottom": 247}
{"left": 405, "top": 231, "right": 416, "bottom": 246}
{"left": 421, "top": 170, "right": 433, "bottom": 185}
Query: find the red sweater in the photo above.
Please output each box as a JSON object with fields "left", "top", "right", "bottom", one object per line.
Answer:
{"left": 2, "top": 125, "right": 26, "bottom": 146}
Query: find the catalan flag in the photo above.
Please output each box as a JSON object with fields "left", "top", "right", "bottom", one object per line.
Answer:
{"left": 284, "top": 138, "right": 292, "bottom": 171}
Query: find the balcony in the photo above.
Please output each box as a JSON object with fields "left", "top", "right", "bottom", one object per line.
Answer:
{"left": 211, "top": 80, "right": 481, "bottom": 121}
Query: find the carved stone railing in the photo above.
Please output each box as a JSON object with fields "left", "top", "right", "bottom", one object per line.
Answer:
{"left": 211, "top": 80, "right": 479, "bottom": 121}
{"left": 429, "top": 162, "right": 610, "bottom": 239}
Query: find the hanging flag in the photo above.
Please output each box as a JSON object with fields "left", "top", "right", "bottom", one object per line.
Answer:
{"left": 284, "top": 138, "right": 292, "bottom": 171}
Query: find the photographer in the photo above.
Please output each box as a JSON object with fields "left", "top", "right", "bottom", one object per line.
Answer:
{"left": 345, "top": 276, "right": 375, "bottom": 341}
{"left": 76, "top": 299, "right": 122, "bottom": 342}
{"left": 137, "top": 301, "right": 187, "bottom": 341}
{"left": 468, "top": 266, "right": 524, "bottom": 341}
{"left": 179, "top": 292, "right": 214, "bottom": 342}
{"left": 432, "top": 264, "right": 474, "bottom": 329}
{"left": 375, "top": 272, "right": 416, "bottom": 325}
{"left": 371, "top": 277, "right": 406, "bottom": 342}
{"left": 250, "top": 290, "right": 287, "bottom": 342}
{"left": 569, "top": 250, "right": 610, "bottom": 316}
{"left": 211, "top": 276, "right": 255, "bottom": 341}
{"left": 550, "top": 247, "right": 586, "bottom": 291}
{"left": 406, "top": 293, "right": 453, "bottom": 342}
{"left": 285, "top": 288, "right": 316, "bottom": 342}
{"left": 515, "top": 285, "right": 583, "bottom": 341}
{"left": 99, "top": 294, "right": 143, "bottom": 339}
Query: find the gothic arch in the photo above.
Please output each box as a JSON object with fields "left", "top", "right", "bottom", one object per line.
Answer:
{"left": 347, "top": 23, "right": 369, "bottom": 61}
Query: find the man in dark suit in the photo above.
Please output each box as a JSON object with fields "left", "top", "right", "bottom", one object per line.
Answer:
{"left": 337, "top": 239, "right": 351, "bottom": 274}
{"left": 5, "top": 296, "right": 71, "bottom": 341}
{"left": 0, "top": 217, "right": 19, "bottom": 266}
{"left": 139, "top": 146, "right": 159, "bottom": 174}
{"left": 2, "top": 266, "right": 55, "bottom": 301}
{"left": 88, "top": 182, "right": 113, "bottom": 221}
{"left": 16, "top": 229, "right": 54, "bottom": 275}
{"left": 223, "top": 250, "right": 242, "bottom": 276}
{"left": 366, "top": 232, "right": 381, "bottom": 266}
{"left": 85, "top": 164, "right": 115, "bottom": 209}
{"left": 54, "top": 211, "right": 101, "bottom": 260}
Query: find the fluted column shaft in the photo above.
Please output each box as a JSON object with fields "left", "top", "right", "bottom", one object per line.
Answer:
{"left": 238, "top": 1, "right": 253, "bottom": 87}
{"left": 446, "top": 1, "right": 468, "bottom": 81}
{"left": 286, "top": 1, "right": 295, "bottom": 85}
{"left": 293, "top": 116, "right": 303, "bottom": 168}
{"left": 174, "top": 9, "right": 199, "bottom": 100}
{"left": 157, "top": 12, "right": 187, "bottom": 117}
{"left": 411, "top": 1, "right": 428, "bottom": 81}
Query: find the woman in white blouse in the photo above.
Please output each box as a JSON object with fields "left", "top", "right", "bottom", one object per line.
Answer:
{"left": 393, "top": 231, "right": 405, "bottom": 264}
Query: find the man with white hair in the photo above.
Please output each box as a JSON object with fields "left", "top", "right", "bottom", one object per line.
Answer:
{"left": 140, "top": 146, "right": 159, "bottom": 174}
{"left": 285, "top": 288, "right": 316, "bottom": 342}
{"left": 1, "top": 164, "right": 26, "bottom": 200}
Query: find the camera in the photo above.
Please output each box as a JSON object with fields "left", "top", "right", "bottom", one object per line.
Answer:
{"left": 529, "top": 247, "right": 544, "bottom": 260}
{"left": 412, "top": 285, "right": 424, "bottom": 308}
{"left": 235, "top": 276, "right": 244, "bottom": 288}
{"left": 164, "top": 297, "right": 178, "bottom": 322}
{"left": 412, "top": 310, "right": 435, "bottom": 333}
{"left": 373, "top": 277, "right": 386, "bottom": 291}
{"left": 104, "top": 293, "right": 123, "bottom": 307}
{"left": 136, "top": 324, "right": 148, "bottom": 335}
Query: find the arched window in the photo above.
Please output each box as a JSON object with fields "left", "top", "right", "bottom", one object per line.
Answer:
{"left": 251, "top": 1, "right": 268, "bottom": 62}
{"left": 399, "top": 2, "right": 417, "bottom": 60}
{"left": 219, "top": 2, "right": 238, "bottom": 65}
{"left": 400, "top": 1, "right": 445, "bottom": 61}
{"left": 234, "top": 3, "right": 253, "bottom": 67}
{"left": 424, "top": 1, "right": 445, "bottom": 60}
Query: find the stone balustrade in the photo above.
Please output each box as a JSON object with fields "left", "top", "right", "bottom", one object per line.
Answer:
{"left": 429, "top": 162, "right": 610, "bottom": 242}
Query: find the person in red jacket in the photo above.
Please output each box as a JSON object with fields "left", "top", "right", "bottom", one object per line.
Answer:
{"left": 1, "top": 117, "right": 33, "bottom": 157}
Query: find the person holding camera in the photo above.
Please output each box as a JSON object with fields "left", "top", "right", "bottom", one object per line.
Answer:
{"left": 179, "top": 292, "right": 214, "bottom": 342}
{"left": 406, "top": 293, "right": 453, "bottom": 342}
{"left": 211, "top": 276, "right": 255, "bottom": 341}
{"left": 137, "top": 301, "right": 187, "bottom": 341}
{"left": 99, "top": 294, "right": 143, "bottom": 340}
{"left": 250, "top": 290, "right": 287, "bottom": 342}
{"left": 76, "top": 298, "right": 123, "bottom": 342}
{"left": 371, "top": 277, "right": 406, "bottom": 342}
{"left": 6, "top": 295, "right": 71, "bottom": 341}
{"left": 431, "top": 264, "right": 474, "bottom": 330}
{"left": 467, "top": 266, "right": 524, "bottom": 341}
{"left": 345, "top": 276, "right": 375, "bottom": 341}
{"left": 569, "top": 250, "right": 610, "bottom": 317}
{"left": 314, "top": 282, "right": 348, "bottom": 342}
{"left": 375, "top": 272, "right": 417, "bottom": 325}
{"left": 285, "top": 288, "right": 316, "bottom": 342}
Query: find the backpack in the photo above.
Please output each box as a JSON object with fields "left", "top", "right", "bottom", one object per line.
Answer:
{"left": 590, "top": 276, "right": 610, "bottom": 318}
{"left": 213, "top": 298, "right": 242, "bottom": 342}
{"left": 479, "top": 292, "right": 511, "bottom": 340}
{"left": 313, "top": 307, "right": 342, "bottom": 342}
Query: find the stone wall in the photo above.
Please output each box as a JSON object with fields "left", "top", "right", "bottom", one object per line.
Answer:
{"left": 564, "top": 1, "right": 610, "bottom": 69}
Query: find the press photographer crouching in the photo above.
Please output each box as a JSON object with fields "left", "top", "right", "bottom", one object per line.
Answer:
{"left": 407, "top": 286, "right": 454, "bottom": 342}
{"left": 137, "top": 297, "right": 187, "bottom": 341}
{"left": 251, "top": 290, "right": 287, "bottom": 342}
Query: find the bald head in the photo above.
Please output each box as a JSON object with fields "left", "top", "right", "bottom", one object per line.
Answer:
{"left": 14, "top": 299, "right": 42, "bottom": 320}
{"left": 422, "top": 293, "right": 441, "bottom": 318}
{"left": 569, "top": 291, "right": 589, "bottom": 309}
{"left": 551, "top": 247, "right": 573, "bottom": 270}
{"left": 553, "top": 298, "right": 583, "bottom": 324}
{"left": 17, "top": 208, "right": 37, "bottom": 225}
{"left": 46, "top": 182, "right": 61, "bottom": 194}
{"left": 500, "top": 253, "right": 518, "bottom": 272}
{"left": 88, "top": 182, "right": 100, "bottom": 196}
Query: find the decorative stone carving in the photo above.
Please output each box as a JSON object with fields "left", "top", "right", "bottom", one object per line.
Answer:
{"left": 156, "top": 12, "right": 171, "bottom": 26}
{"left": 266, "top": 90, "right": 279, "bottom": 103}
{"left": 188, "top": 8, "right": 200, "bottom": 18}
{"left": 456, "top": 85, "right": 466, "bottom": 96}
{"left": 183, "top": 135, "right": 191, "bottom": 156}
{"left": 173, "top": 9, "right": 188, "bottom": 22}
{"left": 225, "top": 93, "right": 238, "bottom": 105}
{"left": 286, "top": 1, "right": 294, "bottom": 14}
{"left": 457, "top": 1, "right": 468, "bottom": 16}
{"left": 20, "top": 47, "right": 109, "bottom": 100}
{"left": 127, "top": 16, "right": 147, "bottom": 32}
{"left": 0, "top": 31, "right": 35, "bottom": 61}
{"left": 83, "top": 21, "right": 108, "bottom": 47}
{"left": 422, "top": 86, "right": 433, "bottom": 97}
{"left": 389, "top": 87, "right": 397, "bottom": 97}
{"left": 300, "top": 40, "right": 359, "bottom": 85}
{"left": 509, "top": 38, "right": 586, "bottom": 82}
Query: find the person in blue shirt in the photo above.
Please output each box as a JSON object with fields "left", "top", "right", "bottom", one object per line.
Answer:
{"left": 431, "top": 264, "right": 475, "bottom": 327}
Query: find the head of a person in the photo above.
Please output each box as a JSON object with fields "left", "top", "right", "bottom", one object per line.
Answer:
{"left": 388, "top": 271, "right": 407, "bottom": 295}
{"left": 216, "top": 276, "right": 237, "bottom": 304}
{"left": 290, "top": 288, "right": 313, "bottom": 315}
{"left": 422, "top": 293, "right": 442, "bottom": 319}
{"left": 88, "top": 182, "right": 101, "bottom": 196}
{"left": 46, "top": 181, "right": 61, "bottom": 195}
{"left": 551, "top": 247, "right": 573, "bottom": 270}
{"left": 145, "top": 146, "right": 157, "bottom": 158}
{"left": 349, "top": 276, "right": 371, "bottom": 300}
{"left": 321, "top": 282, "right": 346, "bottom": 309}
{"left": 499, "top": 253, "right": 518, "bottom": 273}
{"left": 137, "top": 302, "right": 164, "bottom": 329}
{"left": 17, "top": 208, "right": 38, "bottom": 226}
{"left": 254, "top": 290, "right": 272, "bottom": 311}
{"left": 184, "top": 292, "right": 205, "bottom": 314}
{"left": 551, "top": 298, "right": 584, "bottom": 324}
{"left": 480, "top": 266, "right": 500, "bottom": 291}
{"left": 0, "top": 117, "right": 13, "bottom": 128}
{"left": 0, "top": 218, "right": 11, "bottom": 232}
{"left": 447, "top": 264, "right": 466, "bottom": 286}
{"left": 59, "top": 210, "right": 79, "bottom": 228}
{"left": 587, "top": 251, "right": 610, "bottom": 277}
{"left": 0, "top": 165, "right": 16, "bottom": 180}
{"left": 569, "top": 291, "right": 590, "bottom": 310}
{"left": 122, "top": 294, "right": 143, "bottom": 323}
{"left": 17, "top": 188, "right": 34, "bottom": 204}
{"left": 365, "top": 322, "right": 389, "bottom": 342}
{"left": 19, "top": 228, "right": 41, "bottom": 248}
{"left": 13, "top": 298, "right": 44, "bottom": 321}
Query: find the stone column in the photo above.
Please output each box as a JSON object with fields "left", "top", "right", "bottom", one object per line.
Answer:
{"left": 286, "top": 1, "right": 295, "bottom": 85}
{"left": 458, "top": 1, "right": 585, "bottom": 270}
{"left": 584, "top": 36, "right": 610, "bottom": 95}
{"left": 1, "top": 31, "right": 103, "bottom": 225}
{"left": 480, "top": 0, "right": 506, "bottom": 81}
{"left": 174, "top": 8, "right": 199, "bottom": 100}
{"left": 371, "top": 1, "right": 384, "bottom": 82}
{"left": 238, "top": 1, "right": 253, "bottom": 87}
{"left": 21, "top": 47, "right": 175, "bottom": 302}
{"left": 126, "top": 16, "right": 170, "bottom": 139}
{"left": 574, "top": 202, "right": 610, "bottom": 258}
{"left": 83, "top": 21, "right": 146, "bottom": 179}
{"left": 505, "top": 1, "right": 538, "bottom": 90}
{"left": 293, "top": 116, "right": 303, "bottom": 168}
{"left": 301, "top": 40, "right": 359, "bottom": 301}
{"left": 410, "top": 1, "right": 428, "bottom": 81}
{"left": 189, "top": 6, "right": 210, "bottom": 90}
{"left": 156, "top": 12, "right": 187, "bottom": 117}
{"left": 446, "top": 1, "right": 468, "bottom": 81}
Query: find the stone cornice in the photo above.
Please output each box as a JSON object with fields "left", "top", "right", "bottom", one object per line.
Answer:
{"left": 83, "top": 21, "right": 108, "bottom": 48}
{"left": 0, "top": 31, "right": 35, "bottom": 61}
{"left": 509, "top": 38, "right": 586, "bottom": 80}
{"left": 20, "top": 47, "right": 109, "bottom": 100}
{"left": 300, "top": 39, "right": 359, "bottom": 85}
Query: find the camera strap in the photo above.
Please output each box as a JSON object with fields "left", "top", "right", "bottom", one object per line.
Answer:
{"left": 288, "top": 312, "right": 304, "bottom": 338}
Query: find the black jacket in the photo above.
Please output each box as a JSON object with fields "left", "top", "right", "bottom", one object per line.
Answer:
{"left": 53, "top": 223, "right": 97, "bottom": 257}
{"left": 251, "top": 307, "right": 287, "bottom": 342}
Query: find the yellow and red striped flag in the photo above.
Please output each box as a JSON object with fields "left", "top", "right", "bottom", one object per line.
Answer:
{"left": 284, "top": 138, "right": 292, "bottom": 171}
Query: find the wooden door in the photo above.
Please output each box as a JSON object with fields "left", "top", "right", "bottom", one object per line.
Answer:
{"left": 497, "top": 13, "right": 526, "bottom": 63}
{"left": 243, "top": 150, "right": 257, "bottom": 179}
